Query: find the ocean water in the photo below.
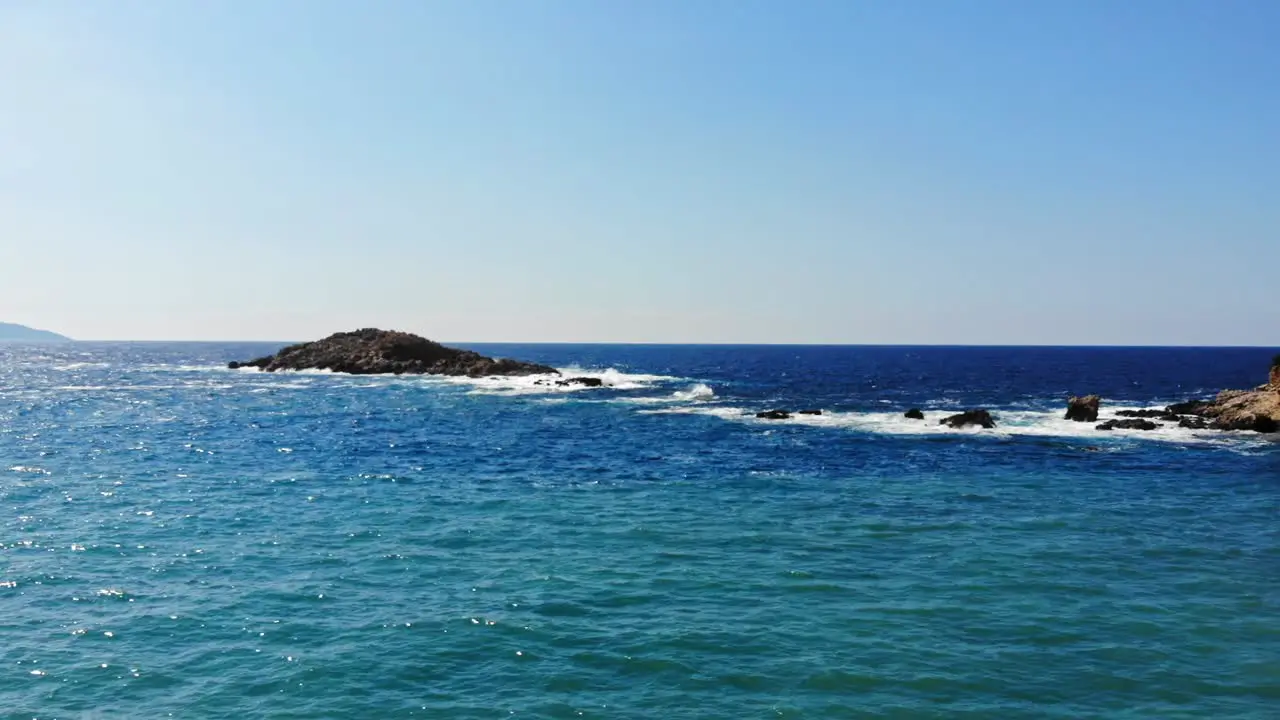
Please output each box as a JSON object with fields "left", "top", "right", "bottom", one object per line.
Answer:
{"left": 2, "top": 342, "right": 1278, "bottom": 719}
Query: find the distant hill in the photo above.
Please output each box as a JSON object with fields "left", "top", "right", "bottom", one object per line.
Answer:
{"left": 0, "top": 322, "right": 72, "bottom": 342}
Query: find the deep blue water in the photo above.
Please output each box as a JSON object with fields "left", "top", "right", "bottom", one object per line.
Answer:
{"left": 2, "top": 343, "right": 1278, "bottom": 719}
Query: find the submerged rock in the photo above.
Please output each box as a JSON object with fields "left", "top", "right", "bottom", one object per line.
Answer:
{"left": 1096, "top": 418, "right": 1159, "bottom": 431}
{"left": 939, "top": 409, "right": 996, "bottom": 429}
{"left": 797, "top": 409, "right": 822, "bottom": 415}
{"left": 756, "top": 409, "right": 792, "bottom": 420}
{"left": 1065, "top": 395, "right": 1101, "bottom": 422}
{"left": 1116, "top": 409, "right": 1178, "bottom": 419}
{"left": 227, "top": 329, "right": 559, "bottom": 377}
{"left": 535, "top": 376, "right": 604, "bottom": 388}
{"left": 903, "top": 408, "right": 925, "bottom": 420}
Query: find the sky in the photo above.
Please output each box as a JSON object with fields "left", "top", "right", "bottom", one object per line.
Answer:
{"left": 1, "top": 0, "right": 1277, "bottom": 344}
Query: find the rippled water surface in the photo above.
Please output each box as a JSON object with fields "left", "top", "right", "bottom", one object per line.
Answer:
{"left": 2, "top": 343, "right": 1278, "bottom": 718}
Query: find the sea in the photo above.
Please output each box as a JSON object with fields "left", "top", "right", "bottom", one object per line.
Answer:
{"left": 2, "top": 342, "right": 1277, "bottom": 719}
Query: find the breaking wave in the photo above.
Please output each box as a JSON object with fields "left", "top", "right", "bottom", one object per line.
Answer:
{"left": 640, "top": 403, "right": 1270, "bottom": 448}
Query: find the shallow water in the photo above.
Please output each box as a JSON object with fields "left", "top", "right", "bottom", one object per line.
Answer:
{"left": 2, "top": 343, "right": 1278, "bottom": 718}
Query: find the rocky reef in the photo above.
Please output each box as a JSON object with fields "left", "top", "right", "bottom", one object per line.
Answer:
{"left": 228, "top": 329, "right": 559, "bottom": 377}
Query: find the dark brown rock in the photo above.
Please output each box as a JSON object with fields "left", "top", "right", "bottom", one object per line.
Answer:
{"left": 756, "top": 409, "right": 792, "bottom": 420}
{"left": 228, "top": 356, "right": 272, "bottom": 370}
{"left": 1116, "top": 409, "right": 1177, "bottom": 419}
{"left": 903, "top": 408, "right": 925, "bottom": 420}
{"left": 939, "top": 409, "right": 996, "bottom": 429}
{"left": 1065, "top": 395, "right": 1100, "bottom": 422}
{"left": 1211, "top": 413, "right": 1279, "bottom": 433}
{"left": 1096, "top": 418, "right": 1159, "bottom": 431}
{"left": 797, "top": 409, "right": 822, "bottom": 415}
{"left": 555, "top": 377, "right": 604, "bottom": 388}
{"left": 1166, "top": 400, "right": 1212, "bottom": 416}
{"left": 228, "top": 329, "right": 559, "bottom": 377}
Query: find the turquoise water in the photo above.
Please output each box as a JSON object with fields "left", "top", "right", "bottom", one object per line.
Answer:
{"left": 2, "top": 343, "right": 1278, "bottom": 718}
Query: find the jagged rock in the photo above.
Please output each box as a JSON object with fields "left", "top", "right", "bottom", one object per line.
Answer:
{"left": 228, "top": 357, "right": 271, "bottom": 370}
{"left": 939, "top": 409, "right": 996, "bottom": 429}
{"left": 227, "top": 329, "right": 559, "bottom": 377}
{"left": 1065, "top": 395, "right": 1100, "bottom": 422}
{"left": 1116, "top": 409, "right": 1177, "bottom": 419}
{"left": 903, "top": 408, "right": 925, "bottom": 420}
{"left": 1178, "top": 416, "right": 1210, "bottom": 430}
{"left": 797, "top": 409, "right": 822, "bottom": 415}
{"left": 1211, "top": 413, "right": 1279, "bottom": 433}
{"left": 1096, "top": 418, "right": 1159, "bottom": 431}
{"left": 1166, "top": 400, "right": 1213, "bottom": 416}
{"left": 1271, "top": 355, "right": 1280, "bottom": 389}
{"left": 1169, "top": 384, "right": 1280, "bottom": 434}
{"left": 756, "top": 409, "right": 792, "bottom": 420}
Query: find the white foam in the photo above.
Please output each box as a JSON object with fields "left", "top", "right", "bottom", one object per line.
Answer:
{"left": 437, "top": 367, "right": 681, "bottom": 396}
{"left": 672, "top": 383, "right": 716, "bottom": 402}
{"left": 640, "top": 405, "right": 1266, "bottom": 447}
{"left": 145, "top": 364, "right": 238, "bottom": 373}
{"left": 51, "top": 362, "right": 110, "bottom": 371}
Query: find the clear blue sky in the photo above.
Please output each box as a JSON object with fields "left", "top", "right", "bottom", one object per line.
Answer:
{"left": 2, "top": 0, "right": 1276, "bottom": 344}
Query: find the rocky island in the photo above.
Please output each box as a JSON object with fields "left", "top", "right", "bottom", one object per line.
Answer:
{"left": 229, "top": 328, "right": 559, "bottom": 377}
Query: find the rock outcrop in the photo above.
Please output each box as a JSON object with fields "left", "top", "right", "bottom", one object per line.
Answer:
{"left": 228, "top": 329, "right": 559, "bottom": 377}
{"left": 1096, "top": 418, "right": 1158, "bottom": 431}
{"left": 1166, "top": 400, "right": 1212, "bottom": 416}
{"left": 1065, "top": 395, "right": 1100, "bottom": 422}
{"left": 904, "top": 408, "right": 925, "bottom": 420}
{"left": 1116, "top": 409, "right": 1178, "bottom": 420}
{"left": 797, "top": 409, "right": 823, "bottom": 416}
{"left": 756, "top": 409, "right": 792, "bottom": 420}
{"left": 940, "top": 409, "right": 996, "bottom": 429}
{"left": 1194, "top": 389, "right": 1280, "bottom": 432}
{"left": 1163, "top": 357, "right": 1280, "bottom": 433}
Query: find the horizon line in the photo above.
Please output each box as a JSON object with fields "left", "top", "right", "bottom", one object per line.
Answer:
{"left": 33, "top": 339, "right": 1280, "bottom": 350}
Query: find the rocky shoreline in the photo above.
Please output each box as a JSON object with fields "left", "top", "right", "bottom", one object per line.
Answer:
{"left": 1062, "top": 355, "right": 1280, "bottom": 434}
{"left": 228, "top": 329, "right": 559, "bottom": 377}
{"left": 755, "top": 356, "right": 1280, "bottom": 435}
{"left": 231, "top": 332, "right": 1279, "bottom": 436}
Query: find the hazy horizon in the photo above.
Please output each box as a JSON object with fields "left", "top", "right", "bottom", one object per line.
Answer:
{"left": 4, "top": 321, "right": 1278, "bottom": 350}
{"left": 3, "top": 1, "right": 1277, "bottom": 345}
